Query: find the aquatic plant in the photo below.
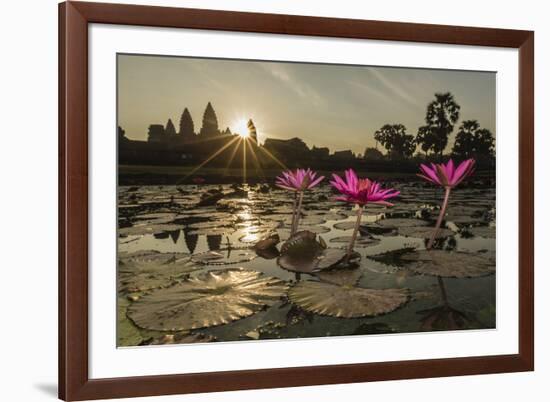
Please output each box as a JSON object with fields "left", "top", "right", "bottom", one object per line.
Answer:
{"left": 117, "top": 250, "right": 198, "bottom": 293}
{"left": 400, "top": 249, "right": 495, "bottom": 278}
{"left": 127, "top": 268, "right": 288, "bottom": 331}
{"left": 330, "top": 169, "right": 400, "bottom": 259}
{"left": 288, "top": 279, "right": 408, "bottom": 318}
{"left": 275, "top": 168, "right": 324, "bottom": 235}
{"left": 277, "top": 230, "right": 349, "bottom": 273}
{"left": 417, "top": 158, "right": 475, "bottom": 248}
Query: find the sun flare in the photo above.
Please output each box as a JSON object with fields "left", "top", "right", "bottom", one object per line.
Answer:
{"left": 233, "top": 119, "right": 250, "bottom": 138}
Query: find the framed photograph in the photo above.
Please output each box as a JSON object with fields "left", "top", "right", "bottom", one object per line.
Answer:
{"left": 59, "top": 1, "right": 534, "bottom": 400}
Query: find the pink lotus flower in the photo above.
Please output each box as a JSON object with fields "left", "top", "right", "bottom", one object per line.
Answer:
{"left": 330, "top": 169, "right": 400, "bottom": 206}
{"left": 331, "top": 169, "right": 399, "bottom": 261}
{"left": 275, "top": 168, "right": 324, "bottom": 235}
{"left": 417, "top": 159, "right": 476, "bottom": 249}
{"left": 275, "top": 168, "right": 324, "bottom": 192}
{"left": 418, "top": 159, "right": 475, "bottom": 189}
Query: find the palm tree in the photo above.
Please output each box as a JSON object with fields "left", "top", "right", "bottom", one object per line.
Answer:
{"left": 452, "top": 120, "right": 495, "bottom": 160}
{"left": 451, "top": 120, "right": 479, "bottom": 158}
{"left": 374, "top": 124, "right": 416, "bottom": 159}
{"left": 424, "top": 92, "right": 461, "bottom": 159}
{"left": 415, "top": 125, "right": 436, "bottom": 158}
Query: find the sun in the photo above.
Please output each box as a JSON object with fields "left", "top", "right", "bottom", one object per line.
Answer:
{"left": 232, "top": 119, "right": 249, "bottom": 138}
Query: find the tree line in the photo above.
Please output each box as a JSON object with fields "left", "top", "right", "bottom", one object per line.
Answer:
{"left": 370, "top": 92, "right": 495, "bottom": 161}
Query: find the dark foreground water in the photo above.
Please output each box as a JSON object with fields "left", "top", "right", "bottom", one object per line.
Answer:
{"left": 117, "top": 180, "right": 496, "bottom": 347}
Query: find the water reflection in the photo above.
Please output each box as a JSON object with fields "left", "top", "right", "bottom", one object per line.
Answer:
{"left": 118, "top": 182, "right": 496, "bottom": 344}
{"left": 417, "top": 277, "right": 479, "bottom": 331}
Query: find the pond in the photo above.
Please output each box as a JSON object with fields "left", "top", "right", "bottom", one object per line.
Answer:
{"left": 117, "top": 180, "right": 496, "bottom": 346}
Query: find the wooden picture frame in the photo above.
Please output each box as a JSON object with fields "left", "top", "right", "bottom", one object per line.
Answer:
{"left": 59, "top": 1, "right": 534, "bottom": 400}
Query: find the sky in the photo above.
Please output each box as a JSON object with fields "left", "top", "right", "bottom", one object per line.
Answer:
{"left": 118, "top": 54, "right": 496, "bottom": 155}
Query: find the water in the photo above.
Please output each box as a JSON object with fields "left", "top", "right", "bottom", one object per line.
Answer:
{"left": 117, "top": 181, "right": 496, "bottom": 346}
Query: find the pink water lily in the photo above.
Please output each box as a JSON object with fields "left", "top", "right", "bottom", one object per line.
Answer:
{"left": 330, "top": 169, "right": 400, "bottom": 206}
{"left": 417, "top": 159, "right": 475, "bottom": 249}
{"left": 275, "top": 168, "right": 324, "bottom": 192}
{"left": 418, "top": 159, "right": 475, "bottom": 189}
{"left": 276, "top": 168, "right": 324, "bottom": 235}
{"left": 331, "top": 169, "right": 399, "bottom": 260}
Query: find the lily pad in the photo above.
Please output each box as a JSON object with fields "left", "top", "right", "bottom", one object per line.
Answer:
{"left": 191, "top": 248, "right": 256, "bottom": 265}
{"left": 118, "top": 250, "right": 199, "bottom": 293}
{"left": 304, "top": 211, "right": 347, "bottom": 221}
{"left": 277, "top": 226, "right": 330, "bottom": 240}
{"left": 187, "top": 221, "right": 234, "bottom": 230}
{"left": 278, "top": 248, "right": 348, "bottom": 274}
{"left": 329, "top": 236, "right": 381, "bottom": 247}
{"left": 333, "top": 221, "right": 396, "bottom": 236}
{"left": 118, "top": 223, "right": 184, "bottom": 237}
{"left": 401, "top": 250, "right": 495, "bottom": 278}
{"left": 127, "top": 268, "right": 288, "bottom": 331}
{"left": 377, "top": 218, "right": 430, "bottom": 228}
{"left": 187, "top": 227, "right": 236, "bottom": 236}
{"left": 288, "top": 281, "right": 408, "bottom": 318}
{"left": 317, "top": 268, "right": 363, "bottom": 286}
{"left": 253, "top": 232, "right": 280, "bottom": 251}
{"left": 277, "top": 231, "right": 350, "bottom": 273}
{"left": 398, "top": 226, "right": 454, "bottom": 239}
{"left": 117, "top": 297, "right": 144, "bottom": 346}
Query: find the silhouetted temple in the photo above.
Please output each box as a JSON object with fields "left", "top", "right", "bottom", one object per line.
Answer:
{"left": 119, "top": 102, "right": 376, "bottom": 173}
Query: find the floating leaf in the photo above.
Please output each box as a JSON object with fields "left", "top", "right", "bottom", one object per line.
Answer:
{"left": 277, "top": 231, "right": 349, "bottom": 273}
{"left": 118, "top": 250, "right": 198, "bottom": 293}
{"left": 187, "top": 227, "right": 236, "bottom": 236}
{"left": 334, "top": 221, "right": 395, "bottom": 235}
{"left": 191, "top": 248, "right": 256, "bottom": 265}
{"left": 317, "top": 268, "right": 363, "bottom": 287}
{"left": 398, "top": 226, "right": 454, "bottom": 239}
{"left": 119, "top": 223, "right": 184, "bottom": 237}
{"left": 401, "top": 250, "right": 495, "bottom": 278}
{"left": 329, "top": 236, "right": 380, "bottom": 247}
{"left": 117, "top": 297, "right": 144, "bottom": 346}
{"left": 304, "top": 211, "right": 347, "bottom": 221}
{"left": 187, "top": 221, "right": 234, "bottom": 230}
{"left": 333, "top": 221, "right": 359, "bottom": 231}
{"left": 377, "top": 218, "right": 430, "bottom": 228}
{"left": 134, "top": 212, "right": 177, "bottom": 221}
{"left": 127, "top": 268, "right": 288, "bottom": 331}
{"left": 288, "top": 281, "right": 408, "bottom": 318}
{"left": 253, "top": 232, "right": 280, "bottom": 251}
{"left": 277, "top": 226, "right": 330, "bottom": 240}
{"left": 315, "top": 248, "right": 350, "bottom": 270}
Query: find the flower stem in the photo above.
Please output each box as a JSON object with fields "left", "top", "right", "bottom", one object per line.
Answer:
{"left": 427, "top": 187, "right": 452, "bottom": 249}
{"left": 290, "top": 192, "right": 298, "bottom": 236}
{"left": 292, "top": 191, "right": 304, "bottom": 235}
{"left": 346, "top": 205, "right": 364, "bottom": 260}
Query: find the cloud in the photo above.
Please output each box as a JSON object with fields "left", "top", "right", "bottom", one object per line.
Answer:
{"left": 367, "top": 68, "right": 419, "bottom": 107}
{"left": 261, "top": 64, "right": 324, "bottom": 106}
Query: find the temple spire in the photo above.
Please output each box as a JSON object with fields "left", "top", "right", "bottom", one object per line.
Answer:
{"left": 179, "top": 107, "right": 195, "bottom": 137}
{"left": 199, "top": 102, "right": 219, "bottom": 136}
{"left": 165, "top": 118, "right": 176, "bottom": 136}
{"left": 247, "top": 119, "right": 258, "bottom": 142}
